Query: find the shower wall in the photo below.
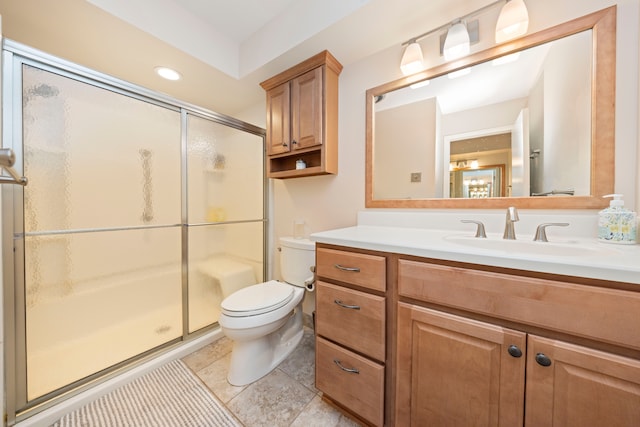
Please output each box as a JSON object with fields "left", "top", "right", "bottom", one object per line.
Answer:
{"left": 3, "top": 42, "right": 266, "bottom": 421}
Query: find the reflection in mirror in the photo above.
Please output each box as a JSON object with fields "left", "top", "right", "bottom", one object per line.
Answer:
{"left": 451, "top": 165, "right": 505, "bottom": 198}
{"left": 366, "top": 7, "right": 616, "bottom": 209}
{"left": 373, "top": 30, "right": 591, "bottom": 200}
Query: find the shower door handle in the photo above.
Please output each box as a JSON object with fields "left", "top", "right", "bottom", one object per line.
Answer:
{"left": 0, "top": 148, "right": 28, "bottom": 186}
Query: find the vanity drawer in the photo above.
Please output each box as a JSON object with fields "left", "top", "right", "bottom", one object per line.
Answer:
{"left": 398, "top": 259, "right": 640, "bottom": 351}
{"left": 316, "top": 281, "right": 386, "bottom": 361}
{"left": 316, "top": 247, "right": 386, "bottom": 292}
{"left": 316, "top": 336, "right": 385, "bottom": 427}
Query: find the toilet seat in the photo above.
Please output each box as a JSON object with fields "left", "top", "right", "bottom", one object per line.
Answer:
{"left": 221, "top": 280, "right": 294, "bottom": 317}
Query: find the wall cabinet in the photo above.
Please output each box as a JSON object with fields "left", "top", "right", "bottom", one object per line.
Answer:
{"left": 260, "top": 51, "right": 342, "bottom": 178}
{"left": 314, "top": 246, "right": 387, "bottom": 426}
{"left": 396, "top": 258, "right": 640, "bottom": 427}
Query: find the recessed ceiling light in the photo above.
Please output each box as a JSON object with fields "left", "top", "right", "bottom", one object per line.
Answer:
{"left": 155, "top": 67, "right": 181, "bottom": 81}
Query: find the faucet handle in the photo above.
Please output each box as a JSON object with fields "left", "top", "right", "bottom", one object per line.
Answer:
{"left": 533, "top": 223, "right": 569, "bottom": 242}
{"left": 461, "top": 220, "right": 487, "bottom": 238}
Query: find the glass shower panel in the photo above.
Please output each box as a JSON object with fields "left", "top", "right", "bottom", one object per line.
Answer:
{"left": 186, "top": 114, "right": 264, "bottom": 223}
{"left": 25, "top": 228, "right": 182, "bottom": 399}
{"left": 21, "top": 65, "right": 183, "bottom": 400}
{"left": 186, "top": 114, "right": 265, "bottom": 332}
{"left": 188, "top": 222, "right": 264, "bottom": 332}
{"left": 22, "top": 65, "right": 182, "bottom": 232}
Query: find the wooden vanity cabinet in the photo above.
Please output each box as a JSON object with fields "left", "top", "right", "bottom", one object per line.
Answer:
{"left": 314, "top": 245, "right": 388, "bottom": 427}
{"left": 396, "top": 258, "right": 640, "bottom": 427}
{"left": 260, "top": 50, "right": 342, "bottom": 179}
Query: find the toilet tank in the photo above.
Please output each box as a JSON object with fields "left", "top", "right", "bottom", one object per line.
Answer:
{"left": 279, "top": 237, "right": 315, "bottom": 287}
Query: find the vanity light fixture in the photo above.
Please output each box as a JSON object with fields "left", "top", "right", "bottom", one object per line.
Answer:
{"left": 400, "top": 40, "right": 425, "bottom": 75}
{"left": 155, "top": 66, "right": 182, "bottom": 81}
{"left": 398, "top": 0, "right": 529, "bottom": 71}
{"left": 495, "top": 0, "right": 529, "bottom": 43}
{"left": 443, "top": 21, "right": 471, "bottom": 60}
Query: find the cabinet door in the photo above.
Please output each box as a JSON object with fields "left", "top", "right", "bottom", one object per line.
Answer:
{"left": 291, "top": 67, "right": 323, "bottom": 150}
{"left": 396, "top": 303, "right": 526, "bottom": 427}
{"left": 266, "top": 81, "right": 290, "bottom": 155}
{"left": 525, "top": 335, "right": 640, "bottom": 426}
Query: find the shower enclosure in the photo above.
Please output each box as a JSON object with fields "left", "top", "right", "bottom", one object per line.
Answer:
{"left": 2, "top": 41, "right": 266, "bottom": 424}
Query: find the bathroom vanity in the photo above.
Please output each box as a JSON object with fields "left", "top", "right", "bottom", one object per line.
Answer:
{"left": 312, "top": 220, "right": 640, "bottom": 427}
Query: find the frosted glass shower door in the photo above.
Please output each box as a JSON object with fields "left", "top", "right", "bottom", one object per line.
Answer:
{"left": 21, "top": 65, "right": 183, "bottom": 400}
{"left": 186, "top": 114, "right": 265, "bottom": 332}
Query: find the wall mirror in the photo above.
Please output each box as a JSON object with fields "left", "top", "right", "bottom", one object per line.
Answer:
{"left": 366, "top": 6, "right": 615, "bottom": 209}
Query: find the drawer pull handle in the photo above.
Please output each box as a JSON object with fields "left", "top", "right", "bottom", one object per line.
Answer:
{"left": 334, "top": 264, "right": 361, "bottom": 273}
{"left": 334, "top": 359, "right": 360, "bottom": 374}
{"left": 507, "top": 345, "right": 523, "bottom": 358}
{"left": 334, "top": 299, "right": 360, "bottom": 310}
{"left": 535, "top": 353, "right": 552, "bottom": 367}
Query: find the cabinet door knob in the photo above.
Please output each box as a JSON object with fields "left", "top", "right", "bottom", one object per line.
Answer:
{"left": 535, "top": 353, "right": 552, "bottom": 367}
{"left": 507, "top": 345, "right": 523, "bottom": 358}
{"left": 334, "top": 264, "right": 361, "bottom": 273}
{"left": 281, "top": 142, "right": 288, "bottom": 147}
{"left": 291, "top": 139, "right": 298, "bottom": 145}
{"left": 334, "top": 299, "right": 361, "bottom": 310}
{"left": 334, "top": 359, "right": 360, "bottom": 374}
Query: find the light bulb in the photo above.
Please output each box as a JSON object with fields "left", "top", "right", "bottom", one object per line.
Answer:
{"left": 496, "top": 0, "right": 529, "bottom": 43}
{"left": 400, "top": 42, "right": 425, "bottom": 75}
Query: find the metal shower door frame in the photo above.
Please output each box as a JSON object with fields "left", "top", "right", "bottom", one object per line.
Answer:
{"left": 1, "top": 39, "right": 268, "bottom": 425}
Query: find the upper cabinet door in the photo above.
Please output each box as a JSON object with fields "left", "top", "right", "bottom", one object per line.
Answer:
{"left": 291, "top": 67, "right": 323, "bottom": 150}
{"left": 266, "top": 81, "right": 291, "bottom": 156}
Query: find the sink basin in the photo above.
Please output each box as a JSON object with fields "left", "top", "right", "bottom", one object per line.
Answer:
{"left": 444, "top": 235, "right": 620, "bottom": 258}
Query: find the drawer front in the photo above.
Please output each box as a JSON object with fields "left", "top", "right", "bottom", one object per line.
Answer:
{"left": 398, "top": 259, "right": 640, "bottom": 351}
{"left": 316, "top": 281, "right": 386, "bottom": 361}
{"left": 316, "top": 336, "right": 385, "bottom": 427}
{"left": 316, "top": 247, "right": 386, "bottom": 292}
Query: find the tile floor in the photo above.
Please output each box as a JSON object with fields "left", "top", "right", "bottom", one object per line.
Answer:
{"left": 181, "top": 327, "right": 362, "bottom": 427}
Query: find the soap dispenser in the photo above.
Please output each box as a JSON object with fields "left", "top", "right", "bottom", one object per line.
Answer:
{"left": 597, "top": 194, "right": 637, "bottom": 244}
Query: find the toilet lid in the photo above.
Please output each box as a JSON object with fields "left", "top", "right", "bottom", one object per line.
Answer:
{"left": 221, "top": 280, "right": 294, "bottom": 316}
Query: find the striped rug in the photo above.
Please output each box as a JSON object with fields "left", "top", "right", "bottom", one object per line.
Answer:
{"left": 52, "top": 360, "right": 240, "bottom": 427}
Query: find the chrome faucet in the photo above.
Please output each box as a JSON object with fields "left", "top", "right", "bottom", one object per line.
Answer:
{"left": 503, "top": 206, "right": 519, "bottom": 240}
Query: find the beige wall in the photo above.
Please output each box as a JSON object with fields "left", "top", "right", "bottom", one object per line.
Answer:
{"left": 375, "top": 99, "right": 438, "bottom": 199}
{"left": 272, "top": 0, "right": 640, "bottom": 247}
{"left": 1, "top": 1, "right": 639, "bottom": 311}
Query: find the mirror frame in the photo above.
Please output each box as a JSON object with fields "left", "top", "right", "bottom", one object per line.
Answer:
{"left": 366, "top": 6, "right": 616, "bottom": 209}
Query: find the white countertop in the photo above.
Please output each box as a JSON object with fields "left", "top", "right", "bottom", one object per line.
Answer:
{"left": 311, "top": 225, "right": 640, "bottom": 285}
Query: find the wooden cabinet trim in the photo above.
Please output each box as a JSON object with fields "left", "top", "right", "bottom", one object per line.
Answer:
{"left": 398, "top": 259, "right": 640, "bottom": 352}
{"left": 260, "top": 50, "right": 342, "bottom": 90}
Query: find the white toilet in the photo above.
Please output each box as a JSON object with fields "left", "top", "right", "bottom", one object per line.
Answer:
{"left": 218, "top": 236, "right": 315, "bottom": 386}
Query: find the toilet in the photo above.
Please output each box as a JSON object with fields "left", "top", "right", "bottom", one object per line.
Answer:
{"left": 218, "top": 236, "right": 315, "bottom": 386}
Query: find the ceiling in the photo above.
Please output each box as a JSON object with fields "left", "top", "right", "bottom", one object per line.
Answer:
{"left": 81, "top": 0, "right": 493, "bottom": 112}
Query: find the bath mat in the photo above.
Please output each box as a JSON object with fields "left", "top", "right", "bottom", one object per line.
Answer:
{"left": 51, "top": 359, "right": 240, "bottom": 427}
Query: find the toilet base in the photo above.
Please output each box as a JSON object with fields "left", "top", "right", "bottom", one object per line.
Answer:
{"left": 226, "top": 304, "right": 304, "bottom": 386}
